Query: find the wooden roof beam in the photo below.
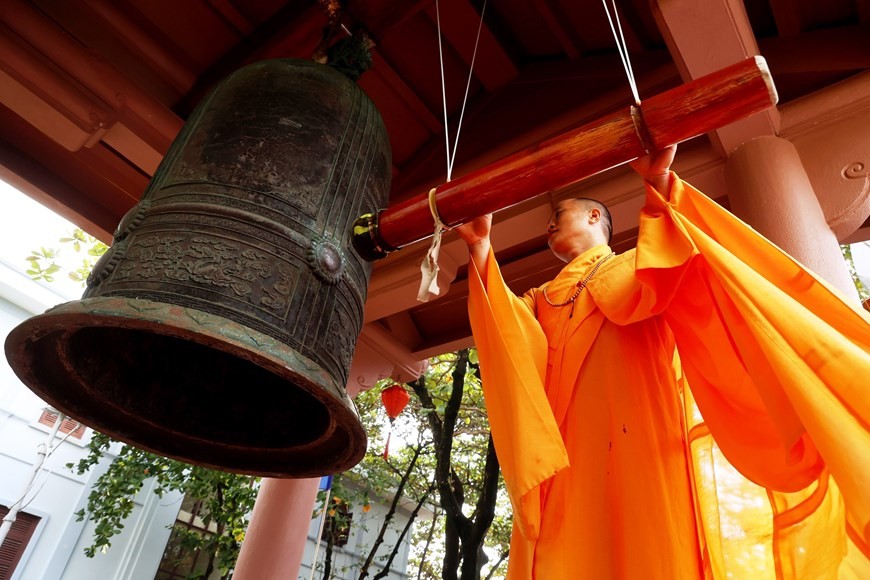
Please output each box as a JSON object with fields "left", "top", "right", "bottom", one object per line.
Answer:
{"left": 652, "top": 0, "right": 779, "bottom": 156}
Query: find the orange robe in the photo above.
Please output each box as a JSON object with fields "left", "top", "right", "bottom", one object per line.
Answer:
{"left": 468, "top": 174, "right": 870, "bottom": 579}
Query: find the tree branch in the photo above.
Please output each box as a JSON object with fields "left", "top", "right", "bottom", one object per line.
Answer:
{"left": 358, "top": 442, "right": 425, "bottom": 580}
{"left": 373, "top": 485, "right": 433, "bottom": 579}
{"left": 484, "top": 549, "right": 509, "bottom": 580}
{"left": 416, "top": 506, "right": 440, "bottom": 580}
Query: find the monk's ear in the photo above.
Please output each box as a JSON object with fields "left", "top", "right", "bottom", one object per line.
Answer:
{"left": 588, "top": 207, "right": 601, "bottom": 224}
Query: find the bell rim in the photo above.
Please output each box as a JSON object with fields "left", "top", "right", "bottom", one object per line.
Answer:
{"left": 4, "top": 296, "right": 367, "bottom": 478}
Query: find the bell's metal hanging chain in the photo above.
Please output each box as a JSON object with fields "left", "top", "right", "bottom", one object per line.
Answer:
{"left": 419, "top": 0, "right": 489, "bottom": 302}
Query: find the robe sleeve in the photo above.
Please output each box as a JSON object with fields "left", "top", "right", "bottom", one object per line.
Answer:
{"left": 634, "top": 173, "right": 870, "bottom": 548}
{"left": 467, "top": 249, "right": 569, "bottom": 540}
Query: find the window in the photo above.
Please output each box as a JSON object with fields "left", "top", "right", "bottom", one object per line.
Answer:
{"left": 37, "top": 409, "right": 85, "bottom": 440}
{"left": 322, "top": 503, "right": 353, "bottom": 548}
{"left": 154, "top": 496, "right": 222, "bottom": 580}
{"left": 0, "top": 506, "right": 40, "bottom": 580}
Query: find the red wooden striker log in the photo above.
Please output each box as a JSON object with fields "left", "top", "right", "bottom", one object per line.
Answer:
{"left": 352, "top": 56, "right": 777, "bottom": 260}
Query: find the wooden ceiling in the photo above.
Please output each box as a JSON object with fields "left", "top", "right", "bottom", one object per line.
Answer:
{"left": 1, "top": 0, "right": 869, "bottom": 359}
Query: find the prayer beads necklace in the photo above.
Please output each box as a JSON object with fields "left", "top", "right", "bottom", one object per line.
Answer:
{"left": 542, "top": 252, "right": 615, "bottom": 317}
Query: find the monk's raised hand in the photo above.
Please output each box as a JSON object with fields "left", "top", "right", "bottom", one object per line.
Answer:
{"left": 456, "top": 214, "right": 493, "bottom": 248}
{"left": 630, "top": 144, "right": 677, "bottom": 192}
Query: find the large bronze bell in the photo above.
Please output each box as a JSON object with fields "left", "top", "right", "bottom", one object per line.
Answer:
{"left": 4, "top": 59, "right": 391, "bottom": 477}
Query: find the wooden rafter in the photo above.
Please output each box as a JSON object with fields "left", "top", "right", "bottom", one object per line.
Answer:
{"left": 360, "top": 0, "right": 432, "bottom": 38}
{"left": 422, "top": 0, "right": 518, "bottom": 91}
{"left": 570, "top": 0, "right": 644, "bottom": 52}
{"left": 370, "top": 53, "right": 443, "bottom": 134}
{"left": 174, "top": 2, "right": 322, "bottom": 116}
{"left": 204, "top": 0, "right": 255, "bottom": 35}
{"left": 767, "top": 0, "right": 803, "bottom": 36}
{"left": 758, "top": 25, "right": 870, "bottom": 73}
{"left": 531, "top": 0, "right": 582, "bottom": 59}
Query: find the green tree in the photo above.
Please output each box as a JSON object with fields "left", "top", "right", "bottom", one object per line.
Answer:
{"left": 315, "top": 351, "right": 511, "bottom": 580}
{"left": 409, "top": 349, "right": 507, "bottom": 580}
{"left": 841, "top": 243, "right": 870, "bottom": 301}
{"left": 25, "top": 228, "right": 107, "bottom": 284}
{"left": 69, "top": 434, "right": 257, "bottom": 578}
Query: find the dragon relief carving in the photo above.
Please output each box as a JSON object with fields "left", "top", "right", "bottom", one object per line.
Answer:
{"left": 113, "top": 235, "right": 294, "bottom": 315}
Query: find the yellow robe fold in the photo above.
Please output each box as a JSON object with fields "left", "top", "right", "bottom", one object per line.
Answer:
{"left": 468, "top": 174, "right": 870, "bottom": 579}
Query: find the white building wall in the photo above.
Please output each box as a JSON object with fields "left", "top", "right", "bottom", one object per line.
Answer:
{"left": 0, "top": 259, "right": 182, "bottom": 580}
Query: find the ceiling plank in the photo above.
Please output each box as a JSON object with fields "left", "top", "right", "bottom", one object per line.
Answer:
{"left": 83, "top": 0, "right": 197, "bottom": 93}
{"left": 531, "top": 0, "right": 582, "bottom": 58}
{"left": 758, "top": 25, "right": 870, "bottom": 74}
{"left": 423, "top": 0, "right": 519, "bottom": 91}
{"left": 858, "top": 0, "right": 870, "bottom": 23}
{"left": 364, "top": 0, "right": 432, "bottom": 39}
{"left": 205, "top": 0, "right": 256, "bottom": 35}
{"left": 767, "top": 0, "right": 803, "bottom": 35}
{"left": 370, "top": 52, "right": 443, "bottom": 134}
{"left": 175, "top": 2, "right": 324, "bottom": 116}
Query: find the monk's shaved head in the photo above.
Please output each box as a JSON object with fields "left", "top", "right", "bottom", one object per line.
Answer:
{"left": 573, "top": 198, "right": 612, "bottom": 244}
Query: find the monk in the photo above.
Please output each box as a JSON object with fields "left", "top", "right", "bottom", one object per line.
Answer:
{"left": 457, "top": 145, "right": 870, "bottom": 579}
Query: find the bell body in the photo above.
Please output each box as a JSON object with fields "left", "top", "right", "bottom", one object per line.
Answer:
{"left": 5, "top": 59, "right": 391, "bottom": 477}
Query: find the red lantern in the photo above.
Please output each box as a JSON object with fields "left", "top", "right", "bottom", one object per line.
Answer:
{"left": 380, "top": 384, "right": 410, "bottom": 459}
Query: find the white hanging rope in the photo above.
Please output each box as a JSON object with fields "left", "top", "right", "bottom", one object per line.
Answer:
{"left": 419, "top": 0, "right": 488, "bottom": 302}
{"left": 434, "top": 0, "right": 453, "bottom": 181}
{"left": 418, "top": 188, "right": 447, "bottom": 301}
{"left": 434, "top": 0, "right": 489, "bottom": 182}
{"left": 601, "top": 0, "right": 641, "bottom": 106}
{"left": 447, "top": 0, "right": 488, "bottom": 177}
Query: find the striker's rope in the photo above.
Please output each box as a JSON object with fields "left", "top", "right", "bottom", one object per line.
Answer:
{"left": 601, "top": 0, "right": 641, "bottom": 106}
{"left": 419, "top": 0, "right": 488, "bottom": 302}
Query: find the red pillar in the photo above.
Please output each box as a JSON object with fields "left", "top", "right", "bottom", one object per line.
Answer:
{"left": 233, "top": 477, "right": 320, "bottom": 579}
{"left": 724, "top": 135, "right": 859, "bottom": 300}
